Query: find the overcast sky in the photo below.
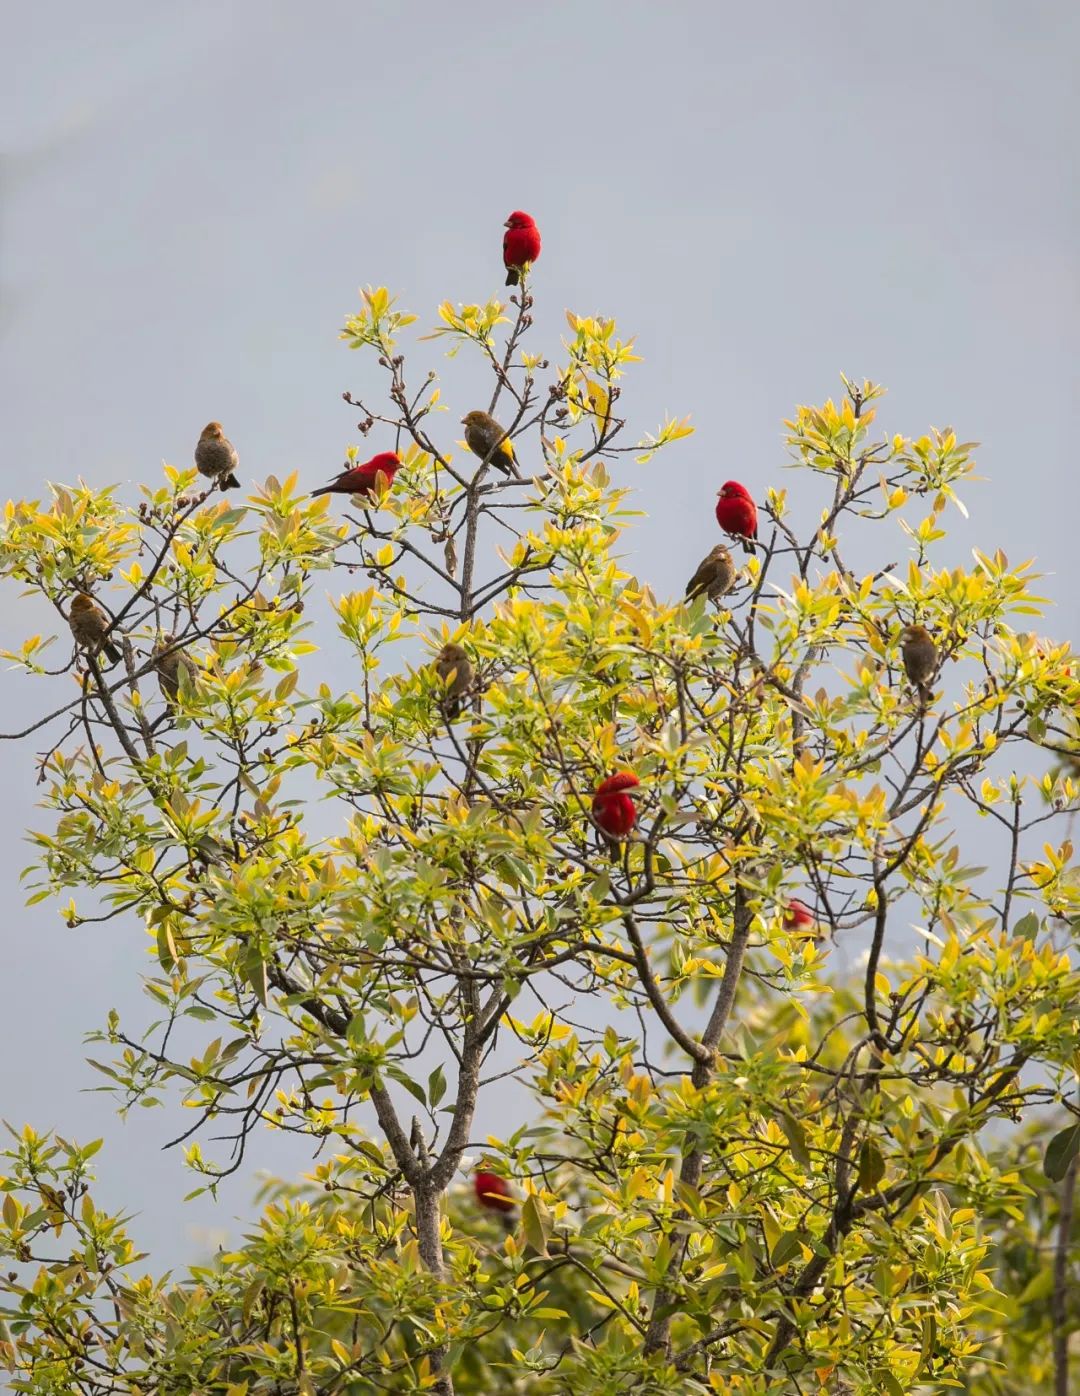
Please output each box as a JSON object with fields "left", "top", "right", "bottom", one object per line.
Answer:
{"left": 2, "top": 1, "right": 1078, "bottom": 1264}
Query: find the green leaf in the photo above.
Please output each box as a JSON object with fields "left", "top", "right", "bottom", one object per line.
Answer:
{"left": 156, "top": 921, "right": 178, "bottom": 972}
{"left": 386, "top": 1067, "right": 426, "bottom": 1106}
{"left": 1017, "top": 1268, "right": 1055, "bottom": 1305}
{"left": 427, "top": 1064, "right": 447, "bottom": 1108}
{"left": 769, "top": 1229, "right": 803, "bottom": 1267}
{"left": 918, "top": 1313, "right": 938, "bottom": 1371}
{"left": 241, "top": 949, "right": 268, "bottom": 1008}
{"left": 1044, "top": 1123, "right": 1080, "bottom": 1182}
{"left": 521, "top": 1194, "right": 549, "bottom": 1255}
{"left": 857, "top": 1140, "right": 885, "bottom": 1192}
{"left": 779, "top": 1111, "right": 810, "bottom": 1167}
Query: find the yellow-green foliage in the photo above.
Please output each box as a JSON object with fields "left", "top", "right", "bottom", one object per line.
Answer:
{"left": 0, "top": 286, "right": 1078, "bottom": 1395}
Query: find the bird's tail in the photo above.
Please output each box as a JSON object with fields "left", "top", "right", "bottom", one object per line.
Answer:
{"left": 505, "top": 268, "right": 520, "bottom": 287}
{"left": 501, "top": 1210, "right": 516, "bottom": 1235}
{"left": 221, "top": 474, "right": 241, "bottom": 490}
{"left": 310, "top": 485, "right": 332, "bottom": 498}
{"left": 742, "top": 538, "right": 756, "bottom": 556}
{"left": 103, "top": 641, "right": 122, "bottom": 666}
{"left": 444, "top": 696, "right": 462, "bottom": 720}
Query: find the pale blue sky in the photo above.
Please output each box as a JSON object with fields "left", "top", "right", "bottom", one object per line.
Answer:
{"left": 2, "top": 1, "right": 1078, "bottom": 1262}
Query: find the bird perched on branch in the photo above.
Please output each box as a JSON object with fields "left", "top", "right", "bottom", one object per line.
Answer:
{"left": 153, "top": 635, "right": 196, "bottom": 708}
{"left": 474, "top": 1170, "right": 516, "bottom": 1231}
{"left": 434, "top": 642, "right": 474, "bottom": 719}
{"left": 503, "top": 211, "right": 541, "bottom": 286}
{"left": 195, "top": 422, "right": 240, "bottom": 491}
{"left": 899, "top": 624, "right": 938, "bottom": 705}
{"left": 462, "top": 410, "right": 515, "bottom": 476}
{"left": 715, "top": 481, "right": 758, "bottom": 554}
{"left": 685, "top": 544, "right": 736, "bottom": 603}
{"left": 311, "top": 451, "right": 401, "bottom": 500}
{"left": 783, "top": 899, "right": 817, "bottom": 937}
{"left": 592, "top": 771, "right": 640, "bottom": 858}
{"left": 68, "top": 592, "right": 121, "bottom": 665}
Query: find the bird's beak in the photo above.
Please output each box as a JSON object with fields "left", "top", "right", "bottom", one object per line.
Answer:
{"left": 460, "top": 416, "right": 466, "bottom": 424}
{"left": 503, "top": 218, "right": 512, "bottom": 228}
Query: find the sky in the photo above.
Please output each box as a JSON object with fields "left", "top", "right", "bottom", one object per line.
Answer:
{"left": 2, "top": 0, "right": 1079, "bottom": 1266}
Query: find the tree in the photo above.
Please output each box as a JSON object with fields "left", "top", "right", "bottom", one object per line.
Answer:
{"left": 0, "top": 275, "right": 1078, "bottom": 1396}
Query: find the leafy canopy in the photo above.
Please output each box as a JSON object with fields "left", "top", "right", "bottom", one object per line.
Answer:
{"left": 0, "top": 276, "right": 1079, "bottom": 1395}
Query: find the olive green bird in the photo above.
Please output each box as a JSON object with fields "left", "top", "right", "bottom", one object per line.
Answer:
{"left": 462, "top": 411, "right": 515, "bottom": 476}
{"left": 153, "top": 635, "right": 196, "bottom": 708}
{"left": 68, "top": 592, "right": 121, "bottom": 665}
{"left": 899, "top": 624, "right": 938, "bottom": 705}
{"left": 434, "top": 642, "right": 474, "bottom": 719}
{"left": 685, "top": 544, "right": 736, "bottom": 603}
{"left": 195, "top": 421, "right": 240, "bottom": 491}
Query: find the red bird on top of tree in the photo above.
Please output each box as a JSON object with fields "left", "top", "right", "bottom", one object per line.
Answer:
{"left": 503, "top": 211, "right": 541, "bottom": 286}
{"left": 783, "top": 899, "right": 817, "bottom": 935}
{"left": 592, "top": 772, "right": 640, "bottom": 848}
{"left": 312, "top": 451, "right": 401, "bottom": 500}
{"left": 474, "top": 1170, "right": 516, "bottom": 1230}
{"left": 715, "top": 480, "right": 758, "bottom": 553}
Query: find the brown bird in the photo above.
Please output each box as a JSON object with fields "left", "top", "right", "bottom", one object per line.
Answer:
{"left": 899, "top": 624, "right": 938, "bottom": 704}
{"left": 195, "top": 422, "right": 240, "bottom": 491}
{"left": 462, "top": 411, "right": 515, "bottom": 476}
{"left": 685, "top": 544, "right": 736, "bottom": 603}
{"left": 153, "top": 635, "right": 196, "bottom": 708}
{"left": 434, "top": 642, "right": 474, "bottom": 719}
{"left": 68, "top": 592, "right": 121, "bottom": 665}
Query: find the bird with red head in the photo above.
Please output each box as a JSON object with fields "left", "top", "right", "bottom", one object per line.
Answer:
{"left": 312, "top": 452, "right": 401, "bottom": 500}
{"left": 783, "top": 899, "right": 817, "bottom": 936}
{"left": 715, "top": 481, "right": 758, "bottom": 553}
{"left": 474, "top": 1170, "right": 516, "bottom": 1232}
{"left": 503, "top": 211, "right": 541, "bottom": 286}
{"left": 592, "top": 771, "right": 640, "bottom": 859}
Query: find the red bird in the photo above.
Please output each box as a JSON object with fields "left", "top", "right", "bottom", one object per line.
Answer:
{"left": 503, "top": 211, "right": 542, "bottom": 286}
{"left": 715, "top": 481, "right": 758, "bottom": 554}
{"left": 474, "top": 1170, "right": 516, "bottom": 1228}
{"left": 783, "top": 899, "right": 816, "bottom": 935}
{"left": 312, "top": 451, "right": 401, "bottom": 499}
{"left": 592, "top": 772, "right": 640, "bottom": 845}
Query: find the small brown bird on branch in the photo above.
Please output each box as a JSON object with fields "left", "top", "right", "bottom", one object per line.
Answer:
{"left": 153, "top": 635, "right": 196, "bottom": 708}
{"left": 68, "top": 592, "right": 121, "bottom": 665}
{"left": 195, "top": 422, "right": 240, "bottom": 491}
{"left": 685, "top": 544, "right": 736, "bottom": 603}
{"left": 434, "top": 643, "right": 474, "bottom": 719}
{"left": 899, "top": 624, "right": 938, "bottom": 705}
{"left": 462, "top": 411, "right": 515, "bottom": 476}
